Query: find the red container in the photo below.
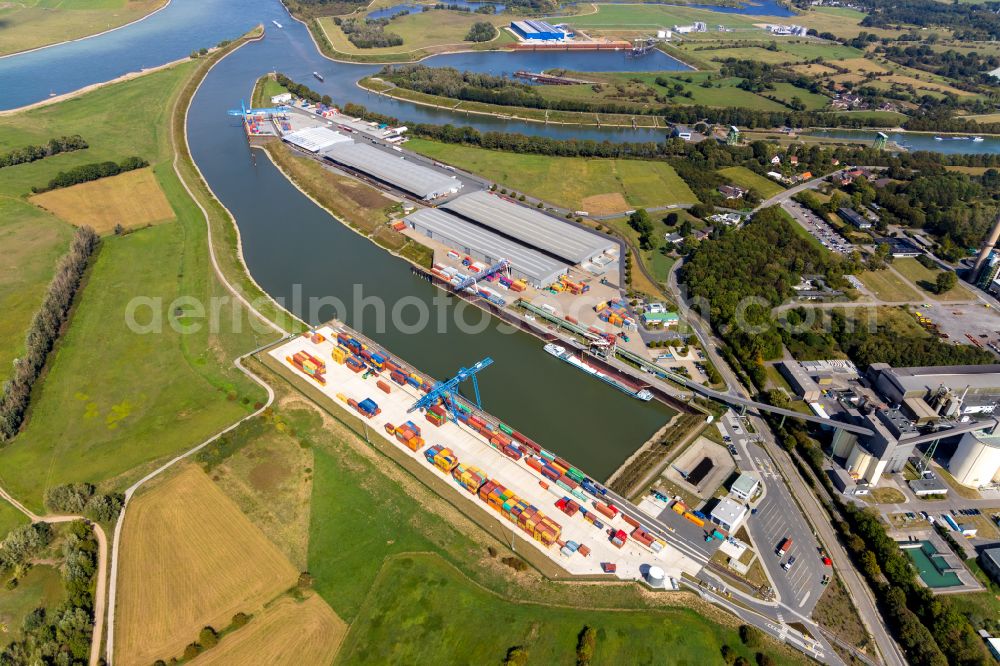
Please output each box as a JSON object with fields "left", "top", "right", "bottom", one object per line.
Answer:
{"left": 376, "top": 380, "right": 391, "bottom": 394}
{"left": 525, "top": 457, "right": 543, "bottom": 472}
{"left": 593, "top": 502, "right": 616, "bottom": 520}
{"left": 622, "top": 514, "right": 640, "bottom": 528}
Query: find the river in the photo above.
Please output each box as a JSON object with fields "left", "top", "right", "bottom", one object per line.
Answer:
{"left": 3, "top": 0, "right": 997, "bottom": 477}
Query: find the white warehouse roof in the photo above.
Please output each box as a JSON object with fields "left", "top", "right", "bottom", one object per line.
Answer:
{"left": 283, "top": 126, "right": 351, "bottom": 153}
{"left": 406, "top": 208, "right": 568, "bottom": 287}
{"left": 323, "top": 142, "right": 462, "bottom": 200}
{"left": 441, "top": 190, "right": 616, "bottom": 264}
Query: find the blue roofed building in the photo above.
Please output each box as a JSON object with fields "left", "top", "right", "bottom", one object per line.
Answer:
{"left": 510, "top": 20, "right": 569, "bottom": 41}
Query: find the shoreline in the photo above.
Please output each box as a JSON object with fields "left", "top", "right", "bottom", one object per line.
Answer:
{"left": 0, "top": 0, "right": 172, "bottom": 61}
{"left": 0, "top": 55, "right": 191, "bottom": 117}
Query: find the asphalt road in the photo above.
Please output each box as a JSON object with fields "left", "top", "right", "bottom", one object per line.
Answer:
{"left": 718, "top": 411, "right": 827, "bottom": 616}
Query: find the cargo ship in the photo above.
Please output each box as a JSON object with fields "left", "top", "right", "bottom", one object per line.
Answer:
{"left": 313, "top": 71, "right": 324, "bottom": 82}
{"left": 272, "top": 19, "right": 283, "bottom": 28}
{"left": 544, "top": 344, "right": 653, "bottom": 401}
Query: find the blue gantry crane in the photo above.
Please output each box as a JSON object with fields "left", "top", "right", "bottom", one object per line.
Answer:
{"left": 453, "top": 259, "right": 510, "bottom": 292}
{"left": 226, "top": 99, "right": 289, "bottom": 118}
{"left": 408, "top": 358, "right": 494, "bottom": 420}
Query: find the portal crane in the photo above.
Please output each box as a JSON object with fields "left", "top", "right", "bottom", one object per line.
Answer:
{"left": 226, "top": 99, "right": 289, "bottom": 118}
{"left": 408, "top": 358, "right": 494, "bottom": 420}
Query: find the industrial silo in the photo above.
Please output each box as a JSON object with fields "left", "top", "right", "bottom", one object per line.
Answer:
{"left": 948, "top": 431, "right": 1000, "bottom": 488}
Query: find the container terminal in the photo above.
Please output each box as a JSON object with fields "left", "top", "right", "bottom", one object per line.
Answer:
{"left": 239, "top": 93, "right": 726, "bottom": 408}
{"left": 269, "top": 324, "right": 708, "bottom": 583}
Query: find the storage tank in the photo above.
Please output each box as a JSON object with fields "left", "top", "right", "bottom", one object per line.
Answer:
{"left": 646, "top": 565, "right": 666, "bottom": 587}
{"left": 948, "top": 431, "right": 1000, "bottom": 488}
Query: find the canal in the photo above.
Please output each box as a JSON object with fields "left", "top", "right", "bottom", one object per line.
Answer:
{"left": 4, "top": 0, "right": 998, "bottom": 477}
{"left": 189, "top": 27, "right": 681, "bottom": 480}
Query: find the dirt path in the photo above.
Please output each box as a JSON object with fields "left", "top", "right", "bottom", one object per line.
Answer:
{"left": 0, "top": 485, "right": 108, "bottom": 666}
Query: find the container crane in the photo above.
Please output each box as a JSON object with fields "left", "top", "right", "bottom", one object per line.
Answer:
{"left": 226, "top": 99, "right": 289, "bottom": 118}
{"left": 408, "top": 358, "right": 494, "bottom": 420}
{"left": 453, "top": 259, "right": 510, "bottom": 292}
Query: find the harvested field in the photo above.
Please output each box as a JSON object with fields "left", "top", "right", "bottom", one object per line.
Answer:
{"left": 115, "top": 465, "right": 298, "bottom": 666}
{"left": 581, "top": 192, "right": 630, "bottom": 216}
{"left": 191, "top": 594, "right": 346, "bottom": 666}
{"left": 30, "top": 168, "right": 174, "bottom": 235}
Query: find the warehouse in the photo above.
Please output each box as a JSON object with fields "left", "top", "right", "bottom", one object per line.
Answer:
{"left": 323, "top": 142, "right": 463, "bottom": 200}
{"left": 779, "top": 360, "right": 821, "bottom": 401}
{"left": 441, "top": 191, "right": 616, "bottom": 264}
{"left": 406, "top": 208, "right": 568, "bottom": 287}
{"left": 283, "top": 126, "right": 352, "bottom": 153}
{"left": 510, "top": 20, "right": 568, "bottom": 41}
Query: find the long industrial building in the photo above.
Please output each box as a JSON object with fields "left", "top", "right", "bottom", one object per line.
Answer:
{"left": 441, "top": 191, "right": 616, "bottom": 264}
{"left": 405, "top": 208, "right": 568, "bottom": 287}
{"left": 868, "top": 363, "right": 1000, "bottom": 415}
{"left": 323, "top": 142, "right": 463, "bottom": 200}
{"left": 283, "top": 126, "right": 351, "bottom": 153}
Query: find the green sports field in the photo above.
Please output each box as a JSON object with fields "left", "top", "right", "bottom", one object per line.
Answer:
{"left": 406, "top": 139, "right": 698, "bottom": 213}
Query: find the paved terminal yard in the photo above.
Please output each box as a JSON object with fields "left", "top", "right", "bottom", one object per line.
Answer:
{"left": 270, "top": 326, "right": 702, "bottom": 582}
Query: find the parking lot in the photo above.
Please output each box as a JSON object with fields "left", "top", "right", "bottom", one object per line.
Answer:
{"left": 783, "top": 200, "right": 854, "bottom": 255}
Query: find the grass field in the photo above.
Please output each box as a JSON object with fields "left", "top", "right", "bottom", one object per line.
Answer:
{"left": 858, "top": 269, "right": 921, "bottom": 302}
{"left": 30, "top": 167, "right": 175, "bottom": 234}
{"left": 0, "top": 62, "right": 275, "bottom": 512}
{"left": 191, "top": 594, "right": 346, "bottom": 666}
{"left": 559, "top": 4, "right": 759, "bottom": 30}
{"left": 717, "top": 166, "right": 784, "bottom": 198}
{"left": 0, "top": 0, "right": 165, "bottom": 56}
{"left": 206, "top": 408, "right": 316, "bottom": 569}
{"left": 0, "top": 564, "right": 65, "bottom": 647}
{"left": 336, "top": 552, "right": 773, "bottom": 665}
{"left": 116, "top": 465, "right": 299, "bottom": 665}
{"left": 892, "top": 258, "right": 974, "bottom": 301}
{"left": 594, "top": 72, "right": 789, "bottom": 111}
{"left": 406, "top": 139, "right": 698, "bottom": 212}
{"left": 0, "top": 500, "right": 29, "bottom": 543}
{"left": 0, "top": 199, "right": 73, "bottom": 376}
{"left": 318, "top": 9, "right": 514, "bottom": 59}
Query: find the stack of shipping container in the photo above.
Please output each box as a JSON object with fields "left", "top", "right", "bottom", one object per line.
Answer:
{"left": 286, "top": 350, "right": 326, "bottom": 385}
{"left": 594, "top": 298, "right": 635, "bottom": 328}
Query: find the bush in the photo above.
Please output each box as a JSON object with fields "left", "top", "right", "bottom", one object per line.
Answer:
{"left": 500, "top": 556, "right": 527, "bottom": 571}
{"left": 576, "top": 625, "right": 597, "bottom": 666}
{"left": 199, "top": 626, "right": 219, "bottom": 649}
{"left": 739, "top": 624, "right": 763, "bottom": 648}
{"left": 231, "top": 612, "right": 251, "bottom": 628}
{"left": 465, "top": 21, "right": 497, "bottom": 42}
{"left": 44, "top": 483, "right": 96, "bottom": 514}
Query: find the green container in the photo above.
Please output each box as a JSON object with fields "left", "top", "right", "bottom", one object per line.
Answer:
{"left": 498, "top": 423, "right": 514, "bottom": 435}
{"left": 566, "top": 469, "right": 585, "bottom": 483}
{"left": 556, "top": 480, "right": 572, "bottom": 493}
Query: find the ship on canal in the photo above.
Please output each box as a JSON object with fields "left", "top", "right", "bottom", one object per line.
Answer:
{"left": 544, "top": 344, "right": 653, "bottom": 401}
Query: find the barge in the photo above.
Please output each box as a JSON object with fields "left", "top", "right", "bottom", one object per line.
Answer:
{"left": 544, "top": 343, "right": 653, "bottom": 401}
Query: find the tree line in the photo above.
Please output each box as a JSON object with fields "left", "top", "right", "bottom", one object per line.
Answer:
{"left": 275, "top": 73, "right": 332, "bottom": 106}
{"left": 0, "top": 135, "right": 88, "bottom": 170}
{"left": 32, "top": 156, "right": 148, "bottom": 194}
{"left": 0, "top": 226, "right": 99, "bottom": 441}
{"left": 1, "top": 521, "right": 99, "bottom": 664}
